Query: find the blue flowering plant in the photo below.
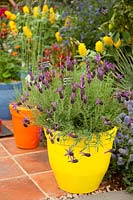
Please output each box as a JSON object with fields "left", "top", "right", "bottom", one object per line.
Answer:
{"left": 108, "top": 91, "right": 133, "bottom": 192}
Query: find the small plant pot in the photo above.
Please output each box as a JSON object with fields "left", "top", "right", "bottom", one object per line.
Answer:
{"left": 9, "top": 104, "right": 40, "bottom": 149}
{"left": 44, "top": 127, "right": 117, "bottom": 194}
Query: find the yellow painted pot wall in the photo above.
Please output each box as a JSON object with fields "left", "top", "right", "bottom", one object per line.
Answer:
{"left": 45, "top": 127, "right": 117, "bottom": 194}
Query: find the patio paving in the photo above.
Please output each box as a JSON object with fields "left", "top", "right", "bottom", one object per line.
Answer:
{"left": 0, "top": 120, "right": 66, "bottom": 200}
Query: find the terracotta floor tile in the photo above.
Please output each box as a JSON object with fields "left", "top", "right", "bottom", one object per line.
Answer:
{"left": 32, "top": 172, "right": 66, "bottom": 197}
{"left": 0, "top": 176, "right": 45, "bottom": 200}
{"left": 1, "top": 138, "right": 46, "bottom": 155}
{"left": 15, "top": 151, "right": 51, "bottom": 174}
{"left": 0, "top": 157, "right": 24, "bottom": 179}
{"left": 0, "top": 145, "right": 9, "bottom": 157}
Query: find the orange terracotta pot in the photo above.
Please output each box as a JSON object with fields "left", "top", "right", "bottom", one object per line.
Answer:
{"left": 9, "top": 103, "right": 40, "bottom": 149}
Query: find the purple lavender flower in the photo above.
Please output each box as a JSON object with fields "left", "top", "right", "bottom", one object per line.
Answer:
{"left": 67, "top": 133, "right": 78, "bottom": 138}
{"left": 66, "top": 56, "right": 73, "bottom": 71}
{"left": 71, "top": 92, "right": 76, "bottom": 104}
{"left": 51, "top": 102, "right": 56, "bottom": 111}
{"left": 12, "top": 103, "right": 19, "bottom": 113}
{"left": 72, "top": 82, "right": 78, "bottom": 93}
{"left": 53, "top": 123, "right": 58, "bottom": 131}
{"left": 95, "top": 54, "right": 101, "bottom": 63}
{"left": 46, "top": 109, "right": 52, "bottom": 118}
{"left": 87, "top": 72, "right": 92, "bottom": 83}
{"left": 97, "top": 68, "right": 105, "bottom": 80}
{"left": 42, "top": 79, "right": 49, "bottom": 89}
{"left": 103, "top": 61, "right": 115, "bottom": 72}
{"left": 80, "top": 73, "right": 85, "bottom": 88}
{"left": 82, "top": 94, "right": 87, "bottom": 104}
{"left": 22, "top": 116, "right": 30, "bottom": 127}
{"left": 36, "top": 83, "right": 43, "bottom": 93}
{"left": 29, "top": 71, "right": 34, "bottom": 81}
{"left": 96, "top": 98, "right": 103, "bottom": 105}
{"left": 37, "top": 104, "right": 43, "bottom": 112}
{"left": 116, "top": 73, "right": 123, "bottom": 82}
{"left": 80, "top": 151, "right": 91, "bottom": 157}
{"left": 57, "top": 86, "right": 64, "bottom": 99}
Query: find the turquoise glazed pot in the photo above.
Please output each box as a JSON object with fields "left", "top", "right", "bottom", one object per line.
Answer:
{"left": 0, "top": 82, "right": 22, "bottom": 120}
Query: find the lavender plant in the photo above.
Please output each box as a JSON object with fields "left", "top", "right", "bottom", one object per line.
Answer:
{"left": 14, "top": 54, "right": 123, "bottom": 163}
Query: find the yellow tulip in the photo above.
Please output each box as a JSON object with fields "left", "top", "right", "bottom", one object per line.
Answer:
{"left": 5, "top": 11, "right": 16, "bottom": 20}
{"left": 114, "top": 38, "right": 122, "bottom": 48}
{"left": 33, "top": 6, "right": 39, "bottom": 17}
{"left": 49, "top": 7, "right": 55, "bottom": 24}
{"left": 23, "top": 6, "right": 30, "bottom": 14}
{"left": 55, "top": 32, "right": 63, "bottom": 42}
{"left": 23, "top": 26, "right": 32, "bottom": 39}
{"left": 95, "top": 41, "right": 103, "bottom": 53}
{"left": 42, "top": 4, "right": 49, "bottom": 13}
{"left": 9, "top": 21, "right": 16, "bottom": 30}
{"left": 103, "top": 36, "right": 113, "bottom": 46}
{"left": 78, "top": 43, "right": 87, "bottom": 56}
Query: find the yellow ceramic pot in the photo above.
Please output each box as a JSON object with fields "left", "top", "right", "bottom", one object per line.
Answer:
{"left": 44, "top": 127, "right": 117, "bottom": 194}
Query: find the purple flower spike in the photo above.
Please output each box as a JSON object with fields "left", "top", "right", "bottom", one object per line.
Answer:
{"left": 22, "top": 116, "right": 30, "bottom": 127}
{"left": 96, "top": 98, "right": 103, "bottom": 105}
{"left": 82, "top": 94, "right": 87, "bottom": 104}
{"left": 116, "top": 73, "right": 123, "bottom": 82}
{"left": 97, "top": 68, "right": 105, "bottom": 80}
{"left": 42, "top": 79, "right": 49, "bottom": 89}
{"left": 71, "top": 92, "right": 76, "bottom": 104}
{"left": 51, "top": 102, "right": 56, "bottom": 111}
{"left": 52, "top": 68, "right": 55, "bottom": 77}
{"left": 72, "top": 82, "right": 78, "bottom": 93}
{"left": 46, "top": 109, "right": 52, "bottom": 118}
{"left": 36, "top": 83, "right": 43, "bottom": 93}
{"left": 67, "top": 133, "right": 78, "bottom": 138}
{"left": 87, "top": 72, "right": 92, "bottom": 83}
{"left": 80, "top": 73, "right": 85, "bottom": 88}
{"left": 95, "top": 54, "right": 101, "bottom": 63}
{"left": 53, "top": 123, "right": 58, "bottom": 131}
{"left": 57, "top": 86, "right": 64, "bottom": 99}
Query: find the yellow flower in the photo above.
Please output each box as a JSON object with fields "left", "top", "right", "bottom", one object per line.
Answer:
{"left": 23, "top": 6, "right": 30, "bottom": 14}
{"left": 42, "top": 4, "right": 49, "bottom": 13}
{"left": 95, "top": 41, "right": 103, "bottom": 53}
{"left": 103, "top": 36, "right": 113, "bottom": 46}
{"left": 9, "top": 21, "right": 16, "bottom": 30}
{"left": 55, "top": 32, "right": 63, "bottom": 42}
{"left": 33, "top": 6, "right": 39, "bottom": 17}
{"left": 78, "top": 43, "right": 87, "bottom": 56}
{"left": 23, "top": 26, "right": 32, "bottom": 39}
{"left": 5, "top": 11, "right": 16, "bottom": 20}
{"left": 114, "top": 38, "right": 122, "bottom": 48}
{"left": 64, "top": 16, "right": 72, "bottom": 27}
{"left": 49, "top": 7, "right": 55, "bottom": 24}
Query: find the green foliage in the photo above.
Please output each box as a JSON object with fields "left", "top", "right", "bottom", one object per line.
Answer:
{"left": 100, "top": 0, "right": 133, "bottom": 47}
{"left": 114, "top": 49, "right": 133, "bottom": 90}
{"left": 0, "top": 50, "right": 21, "bottom": 83}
